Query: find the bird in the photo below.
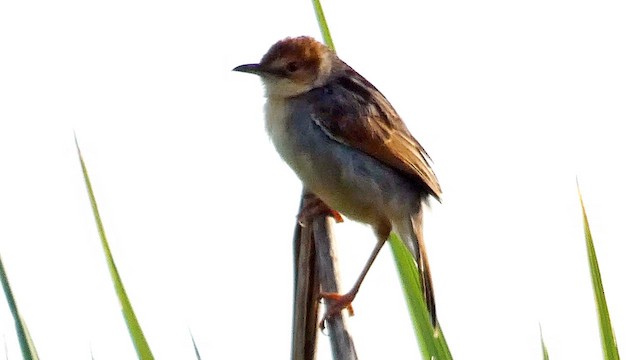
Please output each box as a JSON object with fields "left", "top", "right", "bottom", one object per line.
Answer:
{"left": 233, "top": 36, "right": 442, "bottom": 328}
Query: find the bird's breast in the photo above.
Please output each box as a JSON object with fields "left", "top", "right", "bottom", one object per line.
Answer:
{"left": 264, "top": 98, "right": 301, "bottom": 165}
{"left": 264, "top": 98, "right": 289, "bottom": 148}
{"left": 263, "top": 96, "right": 423, "bottom": 225}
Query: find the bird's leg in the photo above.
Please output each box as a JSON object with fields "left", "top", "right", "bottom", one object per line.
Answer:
{"left": 297, "top": 193, "right": 344, "bottom": 226}
{"left": 319, "top": 237, "right": 387, "bottom": 329}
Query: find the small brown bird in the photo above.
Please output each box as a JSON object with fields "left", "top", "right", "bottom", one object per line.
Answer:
{"left": 233, "top": 36, "right": 442, "bottom": 327}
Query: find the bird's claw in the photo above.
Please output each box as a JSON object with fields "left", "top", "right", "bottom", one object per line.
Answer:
{"left": 297, "top": 195, "right": 344, "bottom": 226}
{"left": 318, "top": 291, "right": 356, "bottom": 330}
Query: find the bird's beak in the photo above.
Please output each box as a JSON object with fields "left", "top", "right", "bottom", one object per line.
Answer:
{"left": 232, "top": 63, "right": 266, "bottom": 76}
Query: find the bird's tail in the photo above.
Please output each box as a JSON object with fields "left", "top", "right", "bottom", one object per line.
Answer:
{"left": 396, "top": 212, "right": 437, "bottom": 328}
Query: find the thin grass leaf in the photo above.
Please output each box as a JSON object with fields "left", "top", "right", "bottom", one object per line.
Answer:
{"left": 309, "top": 2, "right": 450, "bottom": 357}
{"left": 189, "top": 329, "right": 201, "bottom": 360}
{"left": 389, "top": 234, "right": 452, "bottom": 360}
{"left": 19, "top": 317, "right": 40, "bottom": 360}
{"left": 75, "top": 135, "right": 154, "bottom": 360}
{"left": 308, "top": 5, "right": 360, "bottom": 360}
{"left": 577, "top": 186, "right": 619, "bottom": 360}
{"left": 310, "top": 0, "right": 334, "bottom": 51}
{"left": 0, "top": 254, "right": 40, "bottom": 360}
{"left": 539, "top": 325, "right": 549, "bottom": 360}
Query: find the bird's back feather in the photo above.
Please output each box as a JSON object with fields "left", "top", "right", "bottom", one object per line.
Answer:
{"left": 306, "top": 63, "right": 442, "bottom": 201}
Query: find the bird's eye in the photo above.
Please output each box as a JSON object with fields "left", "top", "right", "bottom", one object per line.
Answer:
{"left": 285, "top": 61, "right": 299, "bottom": 73}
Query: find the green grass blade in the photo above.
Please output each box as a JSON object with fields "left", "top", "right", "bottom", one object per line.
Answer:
{"left": 310, "top": 0, "right": 335, "bottom": 51}
{"left": 19, "top": 317, "right": 40, "bottom": 360}
{"left": 75, "top": 136, "right": 154, "bottom": 360}
{"left": 308, "top": 2, "right": 450, "bottom": 357}
{"left": 539, "top": 325, "right": 549, "bottom": 360}
{"left": 389, "top": 234, "right": 452, "bottom": 360}
{"left": 577, "top": 187, "right": 619, "bottom": 360}
{"left": 0, "top": 254, "right": 40, "bottom": 360}
{"left": 189, "top": 330, "right": 201, "bottom": 360}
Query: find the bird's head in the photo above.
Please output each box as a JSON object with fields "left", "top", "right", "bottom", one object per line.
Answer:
{"left": 233, "top": 36, "right": 335, "bottom": 98}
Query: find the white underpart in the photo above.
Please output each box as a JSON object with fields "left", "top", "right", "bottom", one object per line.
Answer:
{"left": 262, "top": 77, "right": 312, "bottom": 98}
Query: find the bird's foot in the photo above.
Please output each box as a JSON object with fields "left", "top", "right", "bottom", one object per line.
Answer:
{"left": 298, "top": 194, "right": 344, "bottom": 226}
{"left": 318, "top": 291, "right": 356, "bottom": 330}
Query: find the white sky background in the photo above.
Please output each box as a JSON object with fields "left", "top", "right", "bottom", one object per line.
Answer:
{"left": 1, "top": 0, "right": 639, "bottom": 359}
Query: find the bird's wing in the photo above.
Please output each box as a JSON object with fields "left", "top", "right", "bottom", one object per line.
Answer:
{"left": 308, "top": 67, "right": 442, "bottom": 200}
